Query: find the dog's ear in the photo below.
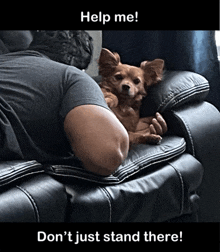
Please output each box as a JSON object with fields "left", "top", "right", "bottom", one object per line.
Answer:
{"left": 140, "top": 59, "right": 164, "bottom": 87}
{"left": 98, "top": 48, "right": 121, "bottom": 77}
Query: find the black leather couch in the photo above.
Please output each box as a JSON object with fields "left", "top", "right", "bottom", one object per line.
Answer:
{"left": 0, "top": 32, "right": 220, "bottom": 222}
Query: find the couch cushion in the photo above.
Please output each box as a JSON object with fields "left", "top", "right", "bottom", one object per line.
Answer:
{"left": 0, "top": 174, "right": 68, "bottom": 222}
{"left": 140, "top": 71, "right": 210, "bottom": 117}
{"left": 65, "top": 153, "right": 203, "bottom": 222}
{"left": 45, "top": 136, "right": 186, "bottom": 185}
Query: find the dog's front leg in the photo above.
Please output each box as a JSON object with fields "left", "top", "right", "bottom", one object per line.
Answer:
{"left": 128, "top": 131, "right": 149, "bottom": 147}
{"left": 129, "top": 113, "right": 167, "bottom": 147}
{"left": 105, "top": 96, "right": 118, "bottom": 108}
{"left": 128, "top": 131, "right": 162, "bottom": 148}
{"left": 101, "top": 88, "right": 118, "bottom": 108}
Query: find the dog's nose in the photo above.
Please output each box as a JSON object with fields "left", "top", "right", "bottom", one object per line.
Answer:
{"left": 122, "top": 84, "right": 130, "bottom": 91}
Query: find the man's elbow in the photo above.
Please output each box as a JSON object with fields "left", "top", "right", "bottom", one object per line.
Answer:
{"left": 97, "top": 148, "right": 127, "bottom": 176}
{"left": 85, "top": 151, "right": 125, "bottom": 177}
{"left": 83, "top": 135, "right": 129, "bottom": 176}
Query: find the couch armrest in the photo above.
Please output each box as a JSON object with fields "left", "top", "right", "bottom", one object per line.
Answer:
{"left": 165, "top": 102, "right": 220, "bottom": 165}
{"left": 140, "top": 71, "right": 209, "bottom": 117}
{"left": 165, "top": 101, "right": 220, "bottom": 221}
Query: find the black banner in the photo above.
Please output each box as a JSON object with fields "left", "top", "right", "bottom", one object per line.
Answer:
{"left": 13, "top": 1, "right": 220, "bottom": 30}
{"left": 0, "top": 223, "right": 219, "bottom": 250}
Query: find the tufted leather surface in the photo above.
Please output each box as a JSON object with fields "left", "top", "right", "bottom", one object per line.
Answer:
{"left": 0, "top": 174, "right": 68, "bottom": 222}
{"left": 65, "top": 153, "right": 203, "bottom": 222}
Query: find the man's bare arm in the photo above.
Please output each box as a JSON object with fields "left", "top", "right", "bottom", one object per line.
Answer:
{"left": 64, "top": 105, "right": 129, "bottom": 176}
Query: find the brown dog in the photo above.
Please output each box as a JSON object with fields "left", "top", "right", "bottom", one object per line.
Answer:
{"left": 98, "top": 48, "right": 167, "bottom": 148}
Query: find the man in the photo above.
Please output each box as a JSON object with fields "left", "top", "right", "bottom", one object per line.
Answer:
{"left": 0, "top": 30, "right": 129, "bottom": 176}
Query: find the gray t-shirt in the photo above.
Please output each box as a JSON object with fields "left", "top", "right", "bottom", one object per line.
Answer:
{"left": 0, "top": 50, "right": 108, "bottom": 163}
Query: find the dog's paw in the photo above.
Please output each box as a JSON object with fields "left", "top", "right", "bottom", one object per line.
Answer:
{"left": 144, "top": 134, "right": 162, "bottom": 145}
{"left": 156, "top": 137, "right": 162, "bottom": 145}
{"left": 106, "top": 97, "right": 118, "bottom": 108}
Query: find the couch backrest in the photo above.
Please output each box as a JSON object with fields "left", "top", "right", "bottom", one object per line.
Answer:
{"left": 0, "top": 31, "right": 33, "bottom": 52}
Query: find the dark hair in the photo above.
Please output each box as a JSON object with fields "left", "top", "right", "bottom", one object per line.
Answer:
{"left": 29, "top": 30, "right": 93, "bottom": 70}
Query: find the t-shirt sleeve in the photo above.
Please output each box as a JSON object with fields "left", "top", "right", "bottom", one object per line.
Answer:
{"left": 60, "top": 66, "right": 109, "bottom": 119}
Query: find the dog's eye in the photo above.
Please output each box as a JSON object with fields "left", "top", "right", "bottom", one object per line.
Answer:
{"left": 133, "top": 78, "right": 140, "bottom": 85}
{"left": 115, "top": 74, "right": 123, "bottom": 80}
